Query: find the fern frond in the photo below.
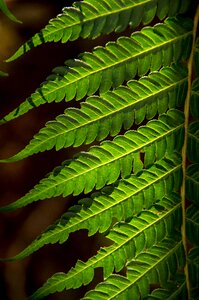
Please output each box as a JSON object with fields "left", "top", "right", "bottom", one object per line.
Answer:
{"left": 0, "top": 17, "right": 192, "bottom": 125}
{"left": 82, "top": 238, "right": 184, "bottom": 300}
{"left": 1, "top": 64, "right": 187, "bottom": 162}
{"left": 186, "top": 204, "right": 199, "bottom": 246}
{"left": 7, "top": 0, "right": 191, "bottom": 62}
{"left": 1, "top": 1, "right": 199, "bottom": 299}
{"left": 27, "top": 196, "right": 182, "bottom": 300}
{"left": 190, "top": 78, "right": 199, "bottom": 118}
{"left": 188, "top": 247, "right": 199, "bottom": 292}
{"left": 186, "top": 163, "right": 199, "bottom": 205}
{"left": 0, "top": 110, "right": 184, "bottom": 212}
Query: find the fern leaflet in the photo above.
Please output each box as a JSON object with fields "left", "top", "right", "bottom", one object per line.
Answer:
{"left": 0, "top": 64, "right": 187, "bottom": 162}
{"left": 0, "top": 17, "right": 192, "bottom": 125}
{"left": 0, "top": 166, "right": 181, "bottom": 261}
{"left": 0, "top": 110, "right": 183, "bottom": 212}
{"left": 82, "top": 238, "right": 184, "bottom": 300}
{"left": 7, "top": 0, "right": 191, "bottom": 62}
{"left": 27, "top": 194, "right": 182, "bottom": 299}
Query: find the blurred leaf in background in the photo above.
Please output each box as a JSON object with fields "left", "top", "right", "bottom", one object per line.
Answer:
{"left": 0, "top": 0, "right": 21, "bottom": 23}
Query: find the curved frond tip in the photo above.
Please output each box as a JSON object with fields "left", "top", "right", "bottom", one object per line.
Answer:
{"left": 6, "top": 0, "right": 190, "bottom": 62}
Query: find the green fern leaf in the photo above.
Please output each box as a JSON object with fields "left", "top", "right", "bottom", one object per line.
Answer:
{"left": 27, "top": 197, "right": 182, "bottom": 300}
{"left": 82, "top": 238, "right": 184, "bottom": 300}
{"left": 186, "top": 204, "right": 199, "bottom": 246}
{"left": 186, "top": 163, "right": 199, "bottom": 205}
{"left": 7, "top": 0, "right": 191, "bottom": 62}
{"left": 0, "top": 17, "right": 192, "bottom": 125}
{"left": 190, "top": 78, "right": 199, "bottom": 118}
{"left": 1, "top": 64, "right": 187, "bottom": 162}
{"left": 0, "top": 110, "right": 183, "bottom": 212}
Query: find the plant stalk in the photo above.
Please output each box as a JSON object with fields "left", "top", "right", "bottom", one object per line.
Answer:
{"left": 181, "top": 5, "right": 199, "bottom": 300}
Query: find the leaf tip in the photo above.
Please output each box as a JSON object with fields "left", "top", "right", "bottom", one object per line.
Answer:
{"left": 0, "top": 202, "right": 17, "bottom": 213}
{"left": 0, "top": 70, "right": 8, "bottom": 77}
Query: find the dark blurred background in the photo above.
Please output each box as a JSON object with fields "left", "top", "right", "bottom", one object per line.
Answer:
{"left": 0, "top": 1, "right": 116, "bottom": 299}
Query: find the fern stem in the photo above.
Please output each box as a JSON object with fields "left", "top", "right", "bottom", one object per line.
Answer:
{"left": 181, "top": 5, "right": 199, "bottom": 299}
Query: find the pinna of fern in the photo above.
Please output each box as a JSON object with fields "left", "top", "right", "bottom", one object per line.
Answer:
{"left": 0, "top": 154, "right": 182, "bottom": 262}
{"left": 97, "top": 238, "right": 184, "bottom": 299}
{"left": 24, "top": 191, "right": 182, "bottom": 299}
{"left": 0, "top": 63, "right": 187, "bottom": 162}
{"left": 6, "top": 0, "right": 191, "bottom": 62}
{"left": 0, "top": 16, "right": 192, "bottom": 125}
{"left": 0, "top": 109, "right": 184, "bottom": 212}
